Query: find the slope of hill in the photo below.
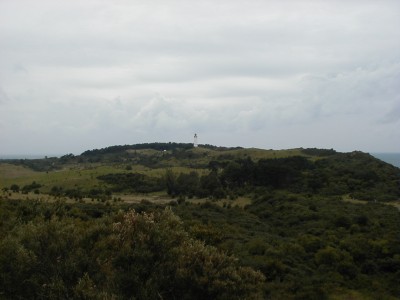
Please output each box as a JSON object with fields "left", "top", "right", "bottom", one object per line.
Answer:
{"left": 1, "top": 144, "right": 399, "bottom": 202}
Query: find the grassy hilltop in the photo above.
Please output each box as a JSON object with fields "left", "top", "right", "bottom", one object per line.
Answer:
{"left": 0, "top": 144, "right": 305, "bottom": 199}
{"left": 1, "top": 143, "right": 399, "bottom": 202}
{"left": 1, "top": 143, "right": 400, "bottom": 299}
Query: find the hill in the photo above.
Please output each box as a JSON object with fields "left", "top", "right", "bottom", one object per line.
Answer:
{"left": 1, "top": 144, "right": 400, "bottom": 298}
{"left": 1, "top": 144, "right": 399, "bottom": 202}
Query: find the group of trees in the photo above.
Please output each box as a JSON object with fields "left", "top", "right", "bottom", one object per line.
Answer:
{"left": 4, "top": 182, "right": 42, "bottom": 194}
{"left": 81, "top": 142, "right": 194, "bottom": 157}
{"left": 220, "top": 154, "right": 400, "bottom": 201}
{"left": 165, "top": 169, "right": 226, "bottom": 199}
{"left": 96, "top": 152, "right": 400, "bottom": 202}
{"left": 48, "top": 186, "right": 112, "bottom": 201}
{"left": 97, "top": 173, "right": 164, "bottom": 193}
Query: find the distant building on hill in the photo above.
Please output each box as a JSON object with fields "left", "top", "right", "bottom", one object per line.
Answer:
{"left": 194, "top": 134, "right": 198, "bottom": 147}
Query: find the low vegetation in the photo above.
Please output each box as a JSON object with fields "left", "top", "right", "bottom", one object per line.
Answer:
{"left": 0, "top": 143, "right": 399, "bottom": 299}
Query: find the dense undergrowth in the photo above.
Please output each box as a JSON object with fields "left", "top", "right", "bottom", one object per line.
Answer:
{"left": 174, "top": 192, "right": 400, "bottom": 299}
{"left": 0, "top": 199, "right": 264, "bottom": 299}
{"left": 0, "top": 195, "right": 399, "bottom": 299}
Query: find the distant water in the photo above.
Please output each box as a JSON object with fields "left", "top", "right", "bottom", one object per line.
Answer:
{"left": 0, "top": 154, "right": 60, "bottom": 160}
{"left": 372, "top": 153, "right": 400, "bottom": 168}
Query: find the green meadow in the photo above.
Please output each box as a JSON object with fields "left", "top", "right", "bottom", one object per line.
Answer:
{"left": 0, "top": 146, "right": 306, "bottom": 195}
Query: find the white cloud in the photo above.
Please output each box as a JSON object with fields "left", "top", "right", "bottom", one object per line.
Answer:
{"left": 0, "top": 0, "right": 399, "bottom": 154}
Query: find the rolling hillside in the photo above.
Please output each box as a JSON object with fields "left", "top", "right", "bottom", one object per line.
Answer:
{"left": 1, "top": 143, "right": 400, "bottom": 299}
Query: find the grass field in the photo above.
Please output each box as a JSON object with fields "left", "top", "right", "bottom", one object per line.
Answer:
{"left": 0, "top": 146, "right": 325, "bottom": 203}
{"left": 0, "top": 189, "right": 250, "bottom": 209}
{"left": 188, "top": 196, "right": 252, "bottom": 208}
{"left": 0, "top": 161, "right": 209, "bottom": 195}
{"left": 0, "top": 163, "right": 126, "bottom": 192}
{"left": 342, "top": 194, "right": 400, "bottom": 211}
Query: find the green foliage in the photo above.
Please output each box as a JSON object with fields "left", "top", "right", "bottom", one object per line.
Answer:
{"left": 21, "top": 181, "right": 42, "bottom": 194}
{"left": 10, "top": 183, "right": 19, "bottom": 192}
{"left": 165, "top": 168, "right": 177, "bottom": 196}
{"left": 173, "top": 193, "right": 400, "bottom": 299}
{"left": 176, "top": 171, "right": 200, "bottom": 197}
{"left": 2, "top": 146, "right": 398, "bottom": 203}
{"left": 6, "top": 157, "right": 62, "bottom": 172}
{"left": 1, "top": 145, "right": 400, "bottom": 299}
{"left": 301, "top": 148, "right": 337, "bottom": 157}
{"left": 313, "top": 152, "right": 400, "bottom": 200}
{"left": 81, "top": 142, "right": 194, "bottom": 157}
{"left": 0, "top": 200, "right": 264, "bottom": 299}
{"left": 199, "top": 170, "right": 225, "bottom": 199}
{"left": 109, "top": 209, "right": 265, "bottom": 299}
{"left": 98, "top": 172, "right": 164, "bottom": 193}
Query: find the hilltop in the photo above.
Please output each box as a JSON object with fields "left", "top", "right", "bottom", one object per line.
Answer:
{"left": 1, "top": 143, "right": 399, "bottom": 203}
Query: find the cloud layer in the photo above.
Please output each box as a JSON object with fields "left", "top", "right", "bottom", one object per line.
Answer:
{"left": 1, "top": 0, "right": 399, "bottom": 154}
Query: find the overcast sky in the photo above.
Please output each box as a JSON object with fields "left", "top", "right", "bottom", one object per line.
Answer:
{"left": 1, "top": 0, "right": 399, "bottom": 155}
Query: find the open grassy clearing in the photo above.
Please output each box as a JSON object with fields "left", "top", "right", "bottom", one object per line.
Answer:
{"left": 342, "top": 195, "right": 371, "bottom": 205}
{"left": 0, "top": 163, "right": 127, "bottom": 192}
{"left": 0, "top": 163, "right": 42, "bottom": 188}
{"left": 187, "top": 196, "right": 252, "bottom": 208}
{"left": 329, "top": 288, "right": 375, "bottom": 300}
{"left": 0, "top": 162, "right": 210, "bottom": 192}
{"left": 116, "top": 193, "right": 175, "bottom": 204}
{"left": 1, "top": 188, "right": 250, "bottom": 208}
{"left": 0, "top": 163, "right": 39, "bottom": 178}
{"left": 342, "top": 194, "right": 400, "bottom": 211}
{"left": 0, "top": 191, "right": 98, "bottom": 204}
{"left": 387, "top": 201, "right": 400, "bottom": 210}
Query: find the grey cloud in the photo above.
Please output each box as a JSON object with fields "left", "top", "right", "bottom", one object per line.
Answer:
{"left": 380, "top": 101, "right": 400, "bottom": 124}
{"left": 0, "top": 86, "right": 9, "bottom": 103}
{"left": 1, "top": 0, "right": 399, "bottom": 154}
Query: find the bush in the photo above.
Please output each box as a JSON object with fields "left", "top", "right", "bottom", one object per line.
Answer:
{"left": 0, "top": 205, "right": 265, "bottom": 299}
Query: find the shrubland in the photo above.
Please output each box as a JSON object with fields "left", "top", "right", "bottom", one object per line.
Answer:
{"left": 0, "top": 200, "right": 264, "bottom": 299}
{"left": 0, "top": 143, "right": 399, "bottom": 299}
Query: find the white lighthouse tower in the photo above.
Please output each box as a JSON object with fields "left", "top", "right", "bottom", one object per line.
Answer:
{"left": 194, "top": 133, "right": 198, "bottom": 147}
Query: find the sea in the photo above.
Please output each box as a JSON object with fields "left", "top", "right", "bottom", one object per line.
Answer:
{"left": 0, "top": 154, "right": 61, "bottom": 160}
{"left": 371, "top": 153, "right": 400, "bottom": 168}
